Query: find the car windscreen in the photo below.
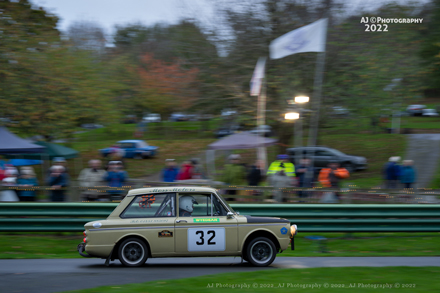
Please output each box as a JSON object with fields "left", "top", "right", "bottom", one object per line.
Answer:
{"left": 137, "top": 141, "right": 149, "bottom": 148}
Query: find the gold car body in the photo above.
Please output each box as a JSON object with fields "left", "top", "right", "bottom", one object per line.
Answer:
{"left": 82, "top": 186, "right": 295, "bottom": 261}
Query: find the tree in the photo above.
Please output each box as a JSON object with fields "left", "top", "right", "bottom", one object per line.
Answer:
{"left": 136, "top": 53, "right": 199, "bottom": 116}
{"left": 420, "top": 0, "right": 440, "bottom": 93}
{"left": 66, "top": 21, "right": 107, "bottom": 54}
{"left": 0, "top": 1, "right": 115, "bottom": 139}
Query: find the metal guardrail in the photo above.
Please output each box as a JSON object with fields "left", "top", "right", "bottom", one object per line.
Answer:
{"left": 1, "top": 203, "right": 439, "bottom": 232}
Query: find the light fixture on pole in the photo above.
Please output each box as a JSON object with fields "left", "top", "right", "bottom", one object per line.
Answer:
{"left": 285, "top": 112, "right": 300, "bottom": 120}
{"left": 294, "top": 96, "right": 310, "bottom": 104}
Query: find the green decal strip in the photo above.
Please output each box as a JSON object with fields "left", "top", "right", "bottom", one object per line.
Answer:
{"left": 193, "top": 218, "right": 220, "bottom": 223}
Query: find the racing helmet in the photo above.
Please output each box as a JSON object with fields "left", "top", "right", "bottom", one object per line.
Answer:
{"left": 179, "top": 195, "right": 198, "bottom": 213}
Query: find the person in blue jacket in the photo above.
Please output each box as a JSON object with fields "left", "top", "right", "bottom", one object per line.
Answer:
{"left": 161, "top": 159, "right": 179, "bottom": 182}
{"left": 104, "top": 161, "right": 128, "bottom": 200}
{"left": 400, "top": 160, "right": 416, "bottom": 189}
{"left": 383, "top": 156, "right": 401, "bottom": 189}
{"left": 49, "top": 165, "right": 68, "bottom": 202}
{"left": 17, "top": 167, "right": 38, "bottom": 202}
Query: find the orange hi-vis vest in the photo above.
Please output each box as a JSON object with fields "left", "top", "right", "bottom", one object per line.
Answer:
{"left": 318, "top": 168, "right": 350, "bottom": 187}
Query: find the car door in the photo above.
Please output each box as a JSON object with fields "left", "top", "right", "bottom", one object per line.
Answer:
{"left": 119, "top": 193, "right": 176, "bottom": 254}
{"left": 174, "top": 193, "right": 238, "bottom": 255}
{"left": 314, "top": 149, "right": 334, "bottom": 168}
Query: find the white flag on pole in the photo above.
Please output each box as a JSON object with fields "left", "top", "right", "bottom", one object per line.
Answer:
{"left": 270, "top": 18, "right": 328, "bottom": 60}
{"left": 250, "top": 57, "right": 266, "bottom": 96}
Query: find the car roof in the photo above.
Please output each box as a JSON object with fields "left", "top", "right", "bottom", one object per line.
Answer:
{"left": 127, "top": 186, "right": 217, "bottom": 197}
{"left": 118, "top": 140, "right": 143, "bottom": 143}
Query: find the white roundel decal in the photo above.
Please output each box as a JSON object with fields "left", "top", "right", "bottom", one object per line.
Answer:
{"left": 187, "top": 228, "right": 225, "bottom": 252}
{"left": 93, "top": 222, "right": 102, "bottom": 228}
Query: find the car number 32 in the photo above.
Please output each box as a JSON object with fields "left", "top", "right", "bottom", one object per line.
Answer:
{"left": 187, "top": 228, "right": 225, "bottom": 252}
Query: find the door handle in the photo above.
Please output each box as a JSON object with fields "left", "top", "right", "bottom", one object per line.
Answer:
{"left": 176, "top": 220, "right": 187, "bottom": 223}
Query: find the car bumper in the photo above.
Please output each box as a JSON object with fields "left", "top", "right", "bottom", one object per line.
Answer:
{"left": 355, "top": 163, "right": 367, "bottom": 170}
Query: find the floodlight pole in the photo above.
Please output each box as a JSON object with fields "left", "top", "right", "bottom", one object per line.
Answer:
{"left": 307, "top": 50, "right": 326, "bottom": 147}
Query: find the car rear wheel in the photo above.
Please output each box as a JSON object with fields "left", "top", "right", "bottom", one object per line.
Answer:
{"left": 246, "top": 237, "right": 276, "bottom": 267}
{"left": 118, "top": 238, "right": 148, "bottom": 267}
{"left": 134, "top": 153, "right": 143, "bottom": 160}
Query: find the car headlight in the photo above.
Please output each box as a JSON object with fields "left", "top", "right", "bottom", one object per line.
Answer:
{"left": 290, "top": 224, "right": 298, "bottom": 237}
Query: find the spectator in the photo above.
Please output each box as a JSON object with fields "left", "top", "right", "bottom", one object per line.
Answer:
{"left": 104, "top": 161, "right": 128, "bottom": 201}
{"left": 247, "top": 160, "right": 264, "bottom": 199}
{"left": 296, "top": 158, "right": 314, "bottom": 200}
{"left": 17, "top": 167, "right": 38, "bottom": 202}
{"left": 162, "top": 159, "right": 179, "bottom": 182}
{"left": 0, "top": 161, "right": 5, "bottom": 181}
{"left": 247, "top": 160, "right": 263, "bottom": 186}
{"left": 191, "top": 158, "right": 205, "bottom": 179}
{"left": 400, "top": 160, "right": 416, "bottom": 189}
{"left": 383, "top": 156, "right": 401, "bottom": 189}
{"left": 221, "top": 154, "right": 247, "bottom": 200}
{"left": 1, "top": 166, "right": 19, "bottom": 201}
{"left": 177, "top": 161, "right": 194, "bottom": 180}
{"left": 49, "top": 165, "right": 68, "bottom": 202}
{"left": 47, "top": 157, "right": 69, "bottom": 186}
{"left": 78, "top": 160, "right": 106, "bottom": 201}
{"left": 318, "top": 161, "right": 350, "bottom": 199}
{"left": 267, "top": 154, "right": 296, "bottom": 180}
{"left": 269, "top": 170, "right": 292, "bottom": 202}
{"left": 105, "top": 148, "right": 127, "bottom": 171}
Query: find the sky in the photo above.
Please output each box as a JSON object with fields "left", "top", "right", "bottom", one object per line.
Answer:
{"left": 30, "top": 0, "right": 214, "bottom": 36}
{"left": 30, "top": 0, "right": 430, "bottom": 41}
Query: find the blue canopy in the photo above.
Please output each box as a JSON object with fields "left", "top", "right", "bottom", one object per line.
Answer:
{"left": 0, "top": 127, "right": 45, "bottom": 154}
{"left": 8, "top": 159, "right": 42, "bottom": 167}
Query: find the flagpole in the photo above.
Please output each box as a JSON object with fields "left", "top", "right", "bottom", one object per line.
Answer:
{"left": 306, "top": 19, "right": 328, "bottom": 187}
{"left": 257, "top": 77, "right": 267, "bottom": 170}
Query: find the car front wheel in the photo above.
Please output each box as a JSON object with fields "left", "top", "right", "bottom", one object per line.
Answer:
{"left": 246, "top": 237, "right": 276, "bottom": 267}
{"left": 118, "top": 238, "right": 148, "bottom": 267}
{"left": 342, "top": 163, "right": 354, "bottom": 173}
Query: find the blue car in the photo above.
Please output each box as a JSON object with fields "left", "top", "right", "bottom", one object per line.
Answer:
{"left": 100, "top": 140, "right": 158, "bottom": 159}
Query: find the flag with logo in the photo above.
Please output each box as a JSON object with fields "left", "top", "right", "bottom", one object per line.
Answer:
{"left": 270, "top": 18, "right": 328, "bottom": 59}
{"left": 250, "top": 57, "right": 266, "bottom": 96}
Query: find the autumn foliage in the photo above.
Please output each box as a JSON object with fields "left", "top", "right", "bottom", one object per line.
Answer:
{"left": 137, "top": 53, "right": 199, "bottom": 113}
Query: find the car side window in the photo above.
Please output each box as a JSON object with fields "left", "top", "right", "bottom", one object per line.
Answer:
{"left": 120, "top": 193, "right": 175, "bottom": 218}
{"left": 315, "top": 150, "right": 332, "bottom": 156}
{"left": 178, "top": 194, "right": 228, "bottom": 217}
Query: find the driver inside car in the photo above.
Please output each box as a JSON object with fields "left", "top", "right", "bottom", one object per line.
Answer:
{"left": 179, "top": 195, "right": 198, "bottom": 217}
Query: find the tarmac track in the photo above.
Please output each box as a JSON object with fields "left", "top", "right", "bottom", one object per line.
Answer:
{"left": 2, "top": 257, "right": 440, "bottom": 293}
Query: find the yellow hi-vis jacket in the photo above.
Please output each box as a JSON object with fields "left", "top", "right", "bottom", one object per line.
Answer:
{"left": 267, "top": 160, "right": 296, "bottom": 177}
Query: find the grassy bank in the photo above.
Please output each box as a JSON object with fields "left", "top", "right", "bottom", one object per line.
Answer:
{"left": 63, "top": 267, "right": 440, "bottom": 293}
{"left": 1, "top": 232, "right": 438, "bottom": 259}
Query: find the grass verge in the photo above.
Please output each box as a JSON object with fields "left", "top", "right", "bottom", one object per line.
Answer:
{"left": 1, "top": 232, "right": 438, "bottom": 259}
{"left": 63, "top": 267, "right": 440, "bottom": 293}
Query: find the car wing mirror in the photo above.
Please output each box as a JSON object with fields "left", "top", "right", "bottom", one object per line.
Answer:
{"left": 227, "top": 212, "right": 234, "bottom": 219}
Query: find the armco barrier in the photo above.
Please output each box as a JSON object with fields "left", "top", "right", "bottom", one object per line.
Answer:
{"left": 1, "top": 203, "right": 440, "bottom": 232}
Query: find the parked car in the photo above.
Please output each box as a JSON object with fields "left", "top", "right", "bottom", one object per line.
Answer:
{"left": 123, "top": 115, "right": 137, "bottom": 124}
{"left": 406, "top": 105, "right": 426, "bottom": 116}
{"left": 77, "top": 186, "right": 297, "bottom": 267}
{"left": 331, "top": 106, "right": 350, "bottom": 117}
{"left": 142, "top": 114, "right": 161, "bottom": 123}
{"left": 100, "top": 140, "right": 158, "bottom": 159}
{"left": 169, "top": 113, "right": 188, "bottom": 122}
{"left": 214, "top": 125, "right": 240, "bottom": 138}
{"left": 221, "top": 109, "right": 237, "bottom": 117}
{"left": 81, "top": 123, "right": 104, "bottom": 129}
{"left": 249, "top": 125, "right": 273, "bottom": 137}
{"left": 287, "top": 146, "right": 367, "bottom": 173}
{"left": 421, "top": 109, "right": 439, "bottom": 117}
